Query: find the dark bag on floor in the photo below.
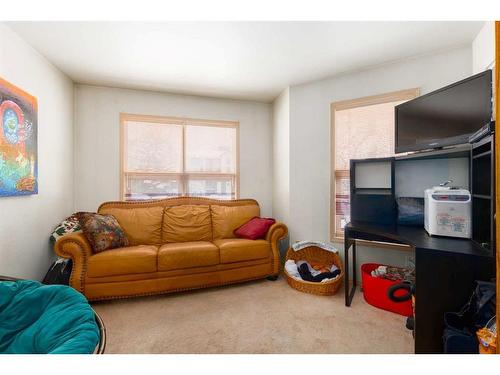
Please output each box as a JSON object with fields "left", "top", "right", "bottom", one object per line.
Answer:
{"left": 443, "top": 280, "right": 496, "bottom": 354}
{"left": 42, "top": 259, "right": 73, "bottom": 285}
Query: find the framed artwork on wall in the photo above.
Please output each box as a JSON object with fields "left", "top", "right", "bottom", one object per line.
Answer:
{"left": 0, "top": 77, "right": 38, "bottom": 197}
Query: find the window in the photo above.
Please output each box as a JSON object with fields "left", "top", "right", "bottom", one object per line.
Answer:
{"left": 121, "top": 114, "right": 239, "bottom": 201}
{"left": 330, "top": 89, "right": 419, "bottom": 239}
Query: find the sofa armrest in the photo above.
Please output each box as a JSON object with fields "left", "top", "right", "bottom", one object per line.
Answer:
{"left": 54, "top": 232, "right": 92, "bottom": 293}
{"left": 266, "top": 222, "right": 288, "bottom": 242}
{"left": 266, "top": 222, "right": 288, "bottom": 275}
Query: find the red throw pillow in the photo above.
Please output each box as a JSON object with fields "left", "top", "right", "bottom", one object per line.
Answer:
{"left": 234, "top": 217, "right": 276, "bottom": 240}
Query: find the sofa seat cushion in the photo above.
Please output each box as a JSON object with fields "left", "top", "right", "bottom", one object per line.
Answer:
{"left": 213, "top": 239, "right": 270, "bottom": 264}
{"left": 158, "top": 241, "right": 220, "bottom": 271}
{"left": 87, "top": 245, "right": 158, "bottom": 278}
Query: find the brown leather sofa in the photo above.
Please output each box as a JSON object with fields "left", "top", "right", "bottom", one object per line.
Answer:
{"left": 54, "top": 197, "right": 288, "bottom": 301}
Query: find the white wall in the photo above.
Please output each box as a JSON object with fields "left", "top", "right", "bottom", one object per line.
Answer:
{"left": 272, "top": 88, "right": 290, "bottom": 224}
{"left": 74, "top": 85, "right": 273, "bottom": 216}
{"left": 472, "top": 22, "right": 495, "bottom": 74}
{"left": 395, "top": 158, "right": 469, "bottom": 198}
{"left": 286, "top": 46, "right": 473, "bottom": 275}
{"left": 0, "top": 24, "right": 74, "bottom": 280}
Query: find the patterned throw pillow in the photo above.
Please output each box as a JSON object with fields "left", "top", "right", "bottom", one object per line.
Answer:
{"left": 50, "top": 213, "right": 82, "bottom": 243}
{"left": 77, "top": 212, "right": 129, "bottom": 253}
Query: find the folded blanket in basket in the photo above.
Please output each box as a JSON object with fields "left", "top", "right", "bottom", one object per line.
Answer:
{"left": 298, "top": 263, "right": 341, "bottom": 282}
{"left": 292, "top": 240, "right": 339, "bottom": 253}
{"left": 285, "top": 260, "right": 340, "bottom": 283}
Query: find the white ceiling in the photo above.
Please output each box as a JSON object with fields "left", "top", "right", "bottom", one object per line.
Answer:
{"left": 7, "top": 21, "right": 484, "bottom": 102}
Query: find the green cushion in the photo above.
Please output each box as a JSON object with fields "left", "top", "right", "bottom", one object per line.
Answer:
{"left": 0, "top": 280, "right": 100, "bottom": 354}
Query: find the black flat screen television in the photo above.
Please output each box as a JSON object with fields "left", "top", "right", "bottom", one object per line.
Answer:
{"left": 395, "top": 70, "right": 492, "bottom": 153}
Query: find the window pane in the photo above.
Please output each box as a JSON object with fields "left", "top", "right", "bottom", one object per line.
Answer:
{"left": 334, "top": 100, "right": 405, "bottom": 170}
{"left": 185, "top": 125, "right": 237, "bottom": 173}
{"left": 333, "top": 96, "right": 413, "bottom": 236}
{"left": 187, "top": 176, "right": 235, "bottom": 200}
{"left": 335, "top": 174, "right": 350, "bottom": 235}
{"left": 125, "top": 121, "right": 182, "bottom": 173}
{"left": 124, "top": 174, "right": 182, "bottom": 201}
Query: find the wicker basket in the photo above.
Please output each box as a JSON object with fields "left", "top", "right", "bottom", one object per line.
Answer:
{"left": 284, "top": 245, "right": 344, "bottom": 296}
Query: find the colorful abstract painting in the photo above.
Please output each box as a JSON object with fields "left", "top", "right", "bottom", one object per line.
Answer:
{"left": 0, "top": 78, "right": 38, "bottom": 197}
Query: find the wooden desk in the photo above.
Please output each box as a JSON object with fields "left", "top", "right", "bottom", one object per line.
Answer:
{"left": 344, "top": 221, "right": 495, "bottom": 353}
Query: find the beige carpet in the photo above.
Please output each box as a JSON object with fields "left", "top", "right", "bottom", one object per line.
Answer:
{"left": 92, "top": 277, "right": 414, "bottom": 354}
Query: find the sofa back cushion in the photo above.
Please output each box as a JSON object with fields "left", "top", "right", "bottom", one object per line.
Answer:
{"left": 162, "top": 205, "right": 212, "bottom": 242}
{"left": 211, "top": 204, "right": 260, "bottom": 239}
{"left": 98, "top": 206, "right": 163, "bottom": 246}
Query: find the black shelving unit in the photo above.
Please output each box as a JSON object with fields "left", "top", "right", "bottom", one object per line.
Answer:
{"left": 348, "top": 142, "right": 496, "bottom": 353}
{"left": 350, "top": 139, "right": 495, "bottom": 252}
{"left": 471, "top": 133, "right": 495, "bottom": 253}
{"left": 350, "top": 157, "right": 396, "bottom": 226}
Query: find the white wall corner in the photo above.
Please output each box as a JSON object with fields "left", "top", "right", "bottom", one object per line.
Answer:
{"left": 472, "top": 21, "right": 495, "bottom": 74}
{"left": 271, "top": 87, "right": 291, "bottom": 224}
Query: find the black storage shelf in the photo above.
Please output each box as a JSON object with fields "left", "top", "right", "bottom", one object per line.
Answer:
{"left": 472, "top": 134, "right": 492, "bottom": 155}
{"left": 472, "top": 150, "right": 492, "bottom": 159}
{"left": 395, "top": 144, "right": 471, "bottom": 161}
{"left": 353, "top": 188, "right": 392, "bottom": 195}
{"left": 350, "top": 157, "right": 396, "bottom": 226}
{"left": 473, "top": 194, "right": 492, "bottom": 200}
{"left": 348, "top": 133, "right": 496, "bottom": 353}
{"left": 470, "top": 134, "right": 495, "bottom": 252}
{"left": 350, "top": 134, "right": 495, "bottom": 253}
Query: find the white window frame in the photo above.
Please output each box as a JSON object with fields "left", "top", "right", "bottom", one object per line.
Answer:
{"left": 120, "top": 113, "right": 240, "bottom": 201}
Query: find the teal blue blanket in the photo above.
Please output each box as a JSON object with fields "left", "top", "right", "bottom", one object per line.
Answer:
{"left": 0, "top": 280, "right": 100, "bottom": 354}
